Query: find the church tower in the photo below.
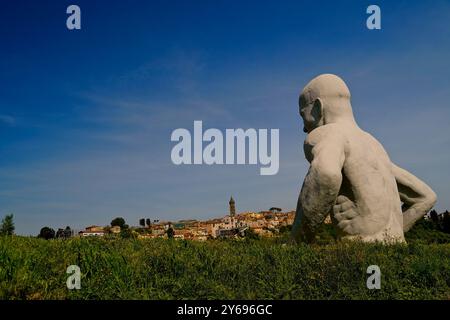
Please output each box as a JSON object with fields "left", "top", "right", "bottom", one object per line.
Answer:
{"left": 229, "top": 196, "right": 236, "bottom": 217}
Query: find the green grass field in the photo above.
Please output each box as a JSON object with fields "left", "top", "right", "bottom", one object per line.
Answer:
{"left": 1, "top": 235, "right": 449, "bottom": 300}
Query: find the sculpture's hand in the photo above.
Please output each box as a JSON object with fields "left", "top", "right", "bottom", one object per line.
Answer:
{"left": 333, "top": 195, "right": 360, "bottom": 235}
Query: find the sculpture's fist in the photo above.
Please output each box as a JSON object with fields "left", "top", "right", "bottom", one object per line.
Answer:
{"left": 333, "top": 195, "right": 360, "bottom": 234}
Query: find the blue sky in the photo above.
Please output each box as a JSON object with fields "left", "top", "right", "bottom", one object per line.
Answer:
{"left": 1, "top": 0, "right": 449, "bottom": 235}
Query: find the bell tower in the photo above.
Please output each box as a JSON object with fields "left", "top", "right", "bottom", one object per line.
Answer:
{"left": 229, "top": 196, "right": 236, "bottom": 217}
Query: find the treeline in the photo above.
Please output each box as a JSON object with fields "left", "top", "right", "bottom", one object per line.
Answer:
{"left": 0, "top": 214, "right": 14, "bottom": 236}
{"left": 405, "top": 210, "right": 450, "bottom": 244}
{"left": 37, "top": 217, "right": 163, "bottom": 239}
{"left": 427, "top": 210, "right": 450, "bottom": 233}
{"left": 38, "top": 226, "right": 73, "bottom": 240}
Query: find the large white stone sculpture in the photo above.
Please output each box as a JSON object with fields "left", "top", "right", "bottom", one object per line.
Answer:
{"left": 290, "top": 74, "right": 437, "bottom": 243}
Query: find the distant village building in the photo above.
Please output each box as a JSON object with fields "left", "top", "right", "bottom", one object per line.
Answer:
{"left": 216, "top": 197, "right": 246, "bottom": 238}
{"left": 229, "top": 196, "right": 236, "bottom": 217}
{"left": 76, "top": 197, "right": 298, "bottom": 241}
{"left": 79, "top": 225, "right": 105, "bottom": 237}
{"left": 218, "top": 228, "right": 237, "bottom": 238}
{"left": 110, "top": 226, "right": 121, "bottom": 234}
{"left": 85, "top": 225, "right": 104, "bottom": 232}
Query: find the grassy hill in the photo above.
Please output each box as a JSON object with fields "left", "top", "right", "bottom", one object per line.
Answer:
{"left": 1, "top": 235, "right": 449, "bottom": 300}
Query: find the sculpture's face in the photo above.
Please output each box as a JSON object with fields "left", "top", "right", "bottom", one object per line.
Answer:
{"left": 299, "top": 97, "right": 322, "bottom": 134}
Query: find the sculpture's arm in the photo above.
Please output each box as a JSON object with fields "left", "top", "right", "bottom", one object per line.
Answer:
{"left": 392, "top": 163, "right": 437, "bottom": 232}
{"left": 291, "top": 133, "right": 345, "bottom": 243}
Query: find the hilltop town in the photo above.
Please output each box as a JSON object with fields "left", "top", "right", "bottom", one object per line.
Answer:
{"left": 77, "top": 197, "right": 297, "bottom": 241}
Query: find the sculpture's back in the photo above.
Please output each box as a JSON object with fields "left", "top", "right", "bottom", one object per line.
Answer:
{"left": 334, "top": 124, "right": 405, "bottom": 242}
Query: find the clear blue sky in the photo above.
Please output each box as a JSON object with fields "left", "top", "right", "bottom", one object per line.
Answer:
{"left": 1, "top": 0, "right": 449, "bottom": 235}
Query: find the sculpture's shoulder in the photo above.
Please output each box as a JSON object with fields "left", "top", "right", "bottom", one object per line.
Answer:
{"left": 304, "top": 124, "right": 345, "bottom": 147}
{"left": 303, "top": 124, "right": 346, "bottom": 163}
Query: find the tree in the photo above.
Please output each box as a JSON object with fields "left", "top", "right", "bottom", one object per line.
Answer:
{"left": 111, "top": 217, "right": 126, "bottom": 229}
{"left": 38, "top": 227, "right": 55, "bottom": 240}
{"left": 120, "top": 228, "right": 134, "bottom": 239}
{"left": 64, "top": 226, "right": 72, "bottom": 238}
{"left": 55, "top": 226, "right": 72, "bottom": 239}
{"left": 443, "top": 211, "right": 450, "bottom": 234}
{"left": 139, "top": 218, "right": 145, "bottom": 227}
{"left": 167, "top": 226, "right": 174, "bottom": 239}
{"left": 56, "top": 228, "right": 65, "bottom": 238}
{"left": 146, "top": 218, "right": 151, "bottom": 227}
{"left": 0, "top": 214, "right": 15, "bottom": 235}
{"left": 430, "top": 210, "right": 439, "bottom": 223}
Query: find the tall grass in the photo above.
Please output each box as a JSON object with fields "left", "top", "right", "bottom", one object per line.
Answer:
{"left": 0, "top": 236, "right": 449, "bottom": 299}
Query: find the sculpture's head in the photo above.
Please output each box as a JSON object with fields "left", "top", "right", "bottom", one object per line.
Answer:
{"left": 299, "top": 74, "right": 354, "bottom": 133}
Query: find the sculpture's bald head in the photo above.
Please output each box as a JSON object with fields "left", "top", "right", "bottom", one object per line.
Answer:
{"left": 299, "top": 74, "right": 354, "bottom": 133}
